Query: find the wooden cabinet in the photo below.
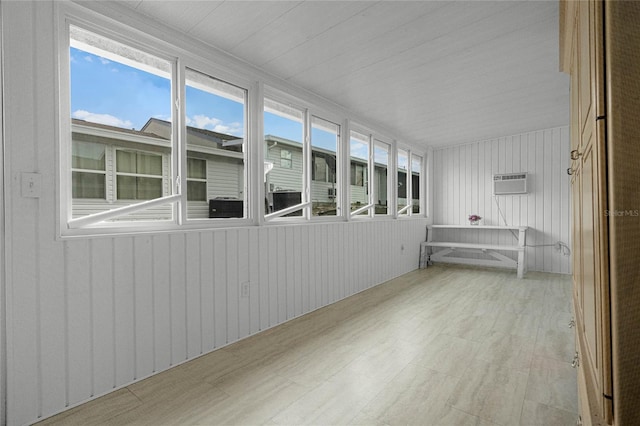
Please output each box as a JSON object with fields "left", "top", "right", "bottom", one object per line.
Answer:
{"left": 561, "top": 1, "right": 640, "bottom": 424}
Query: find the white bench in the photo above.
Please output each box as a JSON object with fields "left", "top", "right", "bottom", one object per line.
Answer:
{"left": 420, "top": 225, "right": 528, "bottom": 278}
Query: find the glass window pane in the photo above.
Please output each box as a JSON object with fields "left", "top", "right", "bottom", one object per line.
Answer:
{"left": 72, "top": 171, "right": 106, "bottom": 199}
{"left": 116, "top": 175, "right": 136, "bottom": 199}
{"left": 187, "top": 158, "right": 206, "bottom": 179}
{"left": 136, "top": 177, "right": 163, "bottom": 199}
{"left": 280, "top": 150, "right": 292, "bottom": 169}
{"left": 117, "top": 176, "right": 162, "bottom": 200}
{"left": 137, "top": 152, "right": 162, "bottom": 175}
{"left": 185, "top": 68, "right": 246, "bottom": 219}
{"left": 311, "top": 116, "right": 339, "bottom": 217}
{"left": 374, "top": 141, "right": 390, "bottom": 215}
{"left": 264, "top": 99, "right": 304, "bottom": 216}
{"left": 350, "top": 131, "right": 369, "bottom": 215}
{"left": 397, "top": 149, "right": 409, "bottom": 214}
{"left": 116, "top": 150, "right": 134, "bottom": 173}
{"left": 70, "top": 25, "right": 172, "bottom": 220}
{"left": 187, "top": 181, "right": 207, "bottom": 201}
{"left": 72, "top": 141, "right": 105, "bottom": 170}
{"left": 412, "top": 155, "right": 422, "bottom": 214}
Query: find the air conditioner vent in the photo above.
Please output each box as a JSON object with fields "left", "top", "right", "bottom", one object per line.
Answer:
{"left": 493, "top": 173, "right": 528, "bottom": 195}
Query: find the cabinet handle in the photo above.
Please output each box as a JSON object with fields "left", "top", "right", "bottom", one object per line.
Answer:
{"left": 567, "top": 167, "right": 574, "bottom": 176}
{"left": 571, "top": 150, "right": 582, "bottom": 160}
{"left": 569, "top": 318, "right": 575, "bottom": 328}
{"left": 572, "top": 352, "right": 580, "bottom": 368}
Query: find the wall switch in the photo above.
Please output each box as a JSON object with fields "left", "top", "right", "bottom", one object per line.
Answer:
{"left": 21, "top": 172, "right": 42, "bottom": 198}
{"left": 241, "top": 282, "right": 250, "bottom": 298}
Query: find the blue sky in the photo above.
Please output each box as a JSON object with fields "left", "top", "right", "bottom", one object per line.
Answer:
{"left": 70, "top": 47, "right": 171, "bottom": 131}
{"left": 69, "top": 46, "right": 378, "bottom": 161}
{"left": 71, "top": 46, "right": 335, "bottom": 151}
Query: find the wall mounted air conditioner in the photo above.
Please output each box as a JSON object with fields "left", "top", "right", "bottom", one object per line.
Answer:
{"left": 493, "top": 173, "right": 528, "bottom": 195}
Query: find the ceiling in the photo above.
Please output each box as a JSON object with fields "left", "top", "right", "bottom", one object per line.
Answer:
{"left": 116, "top": 0, "right": 569, "bottom": 148}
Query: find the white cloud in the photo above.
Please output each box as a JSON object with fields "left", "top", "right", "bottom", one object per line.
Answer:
{"left": 189, "top": 114, "right": 222, "bottom": 129}
{"left": 187, "top": 115, "right": 243, "bottom": 137}
{"left": 99, "top": 58, "right": 110, "bottom": 65}
{"left": 72, "top": 110, "right": 134, "bottom": 129}
{"left": 83, "top": 55, "right": 93, "bottom": 62}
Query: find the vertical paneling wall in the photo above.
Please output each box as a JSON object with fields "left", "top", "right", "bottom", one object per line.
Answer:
{"left": 432, "top": 127, "right": 571, "bottom": 274}
{"left": 12, "top": 221, "right": 425, "bottom": 426}
{"left": 1, "top": 3, "right": 427, "bottom": 425}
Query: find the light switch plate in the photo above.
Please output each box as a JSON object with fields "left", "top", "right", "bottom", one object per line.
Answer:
{"left": 21, "top": 172, "right": 42, "bottom": 198}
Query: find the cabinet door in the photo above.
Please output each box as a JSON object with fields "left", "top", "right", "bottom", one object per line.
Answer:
{"left": 572, "top": 1, "right": 612, "bottom": 423}
{"left": 578, "top": 0, "right": 594, "bottom": 142}
{"left": 579, "top": 135, "right": 600, "bottom": 404}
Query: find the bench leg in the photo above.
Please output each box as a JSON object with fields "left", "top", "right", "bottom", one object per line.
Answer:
{"left": 517, "top": 250, "right": 525, "bottom": 278}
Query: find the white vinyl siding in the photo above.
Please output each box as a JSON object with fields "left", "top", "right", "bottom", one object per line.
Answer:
{"left": 265, "top": 144, "right": 304, "bottom": 193}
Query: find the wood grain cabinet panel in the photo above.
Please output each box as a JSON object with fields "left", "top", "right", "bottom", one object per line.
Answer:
{"left": 561, "top": 1, "right": 640, "bottom": 424}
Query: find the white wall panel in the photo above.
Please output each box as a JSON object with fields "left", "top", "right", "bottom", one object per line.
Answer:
{"left": 432, "top": 127, "right": 571, "bottom": 274}
{"left": 5, "top": 215, "right": 427, "bottom": 425}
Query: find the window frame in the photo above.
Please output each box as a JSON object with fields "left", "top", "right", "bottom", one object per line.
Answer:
{"left": 263, "top": 89, "right": 344, "bottom": 222}
{"left": 394, "top": 146, "right": 426, "bottom": 218}
{"left": 280, "top": 149, "right": 293, "bottom": 169}
{"left": 396, "top": 147, "right": 411, "bottom": 217}
{"left": 263, "top": 93, "right": 309, "bottom": 221}
{"left": 309, "top": 112, "right": 341, "bottom": 219}
{"left": 410, "top": 153, "right": 423, "bottom": 215}
{"left": 58, "top": 7, "right": 254, "bottom": 234}
{"left": 373, "top": 137, "right": 393, "bottom": 217}
{"left": 56, "top": 3, "right": 427, "bottom": 236}
{"left": 347, "top": 124, "right": 394, "bottom": 219}
{"left": 180, "top": 63, "right": 251, "bottom": 222}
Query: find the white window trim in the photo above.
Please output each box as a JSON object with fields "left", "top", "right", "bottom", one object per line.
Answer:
{"left": 56, "top": 2, "right": 428, "bottom": 237}
{"left": 348, "top": 124, "right": 395, "bottom": 219}
{"left": 58, "top": 5, "right": 254, "bottom": 235}
{"left": 308, "top": 109, "right": 342, "bottom": 220}
{"left": 373, "top": 137, "right": 394, "bottom": 218}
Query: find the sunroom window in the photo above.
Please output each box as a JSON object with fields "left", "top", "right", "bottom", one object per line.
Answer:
{"left": 264, "top": 99, "right": 305, "bottom": 217}
{"left": 397, "top": 149, "right": 409, "bottom": 215}
{"left": 349, "top": 130, "right": 370, "bottom": 216}
{"left": 374, "top": 140, "right": 390, "bottom": 216}
{"left": 68, "top": 25, "right": 174, "bottom": 225}
{"left": 310, "top": 116, "right": 339, "bottom": 217}
{"left": 411, "top": 155, "right": 422, "bottom": 214}
{"left": 184, "top": 68, "right": 246, "bottom": 219}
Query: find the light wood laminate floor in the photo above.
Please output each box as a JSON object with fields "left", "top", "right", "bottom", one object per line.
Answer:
{"left": 38, "top": 265, "right": 577, "bottom": 425}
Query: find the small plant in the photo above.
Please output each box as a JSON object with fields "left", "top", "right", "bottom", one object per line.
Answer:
{"left": 468, "top": 214, "right": 482, "bottom": 222}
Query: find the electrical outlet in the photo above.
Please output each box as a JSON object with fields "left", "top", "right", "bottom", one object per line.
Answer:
{"left": 241, "top": 282, "right": 250, "bottom": 298}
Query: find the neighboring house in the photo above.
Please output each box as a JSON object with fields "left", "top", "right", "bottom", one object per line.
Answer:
{"left": 72, "top": 118, "right": 418, "bottom": 219}
{"left": 71, "top": 117, "right": 244, "bottom": 220}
